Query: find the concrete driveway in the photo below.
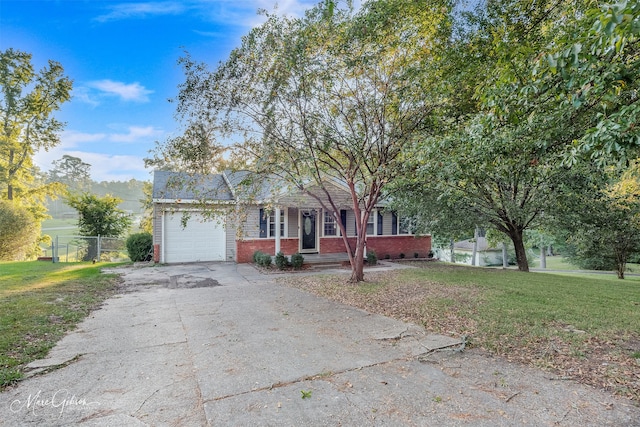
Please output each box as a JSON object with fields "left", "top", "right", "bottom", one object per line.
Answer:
{"left": 1, "top": 262, "right": 638, "bottom": 426}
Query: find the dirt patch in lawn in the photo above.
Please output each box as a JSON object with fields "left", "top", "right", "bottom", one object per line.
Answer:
{"left": 279, "top": 269, "right": 640, "bottom": 404}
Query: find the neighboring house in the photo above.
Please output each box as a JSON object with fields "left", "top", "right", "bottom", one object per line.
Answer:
{"left": 435, "top": 236, "right": 504, "bottom": 266}
{"left": 152, "top": 170, "right": 431, "bottom": 263}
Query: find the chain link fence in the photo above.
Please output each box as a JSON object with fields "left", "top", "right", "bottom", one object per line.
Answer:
{"left": 40, "top": 235, "right": 129, "bottom": 262}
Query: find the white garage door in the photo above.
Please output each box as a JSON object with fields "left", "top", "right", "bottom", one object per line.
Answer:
{"left": 164, "top": 212, "right": 226, "bottom": 263}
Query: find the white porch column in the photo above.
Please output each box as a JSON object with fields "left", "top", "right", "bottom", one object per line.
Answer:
{"left": 275, "top": 207, "right": 281, "bottom": 254}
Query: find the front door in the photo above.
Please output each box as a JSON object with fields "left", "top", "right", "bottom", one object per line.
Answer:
{"left": 301, "top": 210, "right": 318, "bottom": 252}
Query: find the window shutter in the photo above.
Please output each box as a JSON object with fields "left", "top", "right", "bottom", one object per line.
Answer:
{"left": 340, "top": 210, "right": 347, "bottom": 236}
{"left": 259, "top": 208, "right": 267, "bottom": 238}
{"left": 377, "top": 212, "right": 383, "bottom": 235}
{"left": 392, "top": 212, "right": 398, "bottom": 235}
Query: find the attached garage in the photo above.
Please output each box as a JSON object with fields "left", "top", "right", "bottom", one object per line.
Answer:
{"left": 162, "top": 211, "right": 226, "bottom": 263}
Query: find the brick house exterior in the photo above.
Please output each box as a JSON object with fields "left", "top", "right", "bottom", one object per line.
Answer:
{"left": 152, "top": 170, "right": 431, "bottom": 263}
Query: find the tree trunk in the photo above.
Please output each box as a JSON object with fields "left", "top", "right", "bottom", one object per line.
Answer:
{"left": 509, "top": 228, "right": 529, "bottom": 272}
{"left": 615, "top": 248, "right": 626, "bottom": 279}
{"left": 350, "top": 235, "right": 366, "bottom": 282}
{"left": 7, "top": 149, "right": 14, "bottom": 201}
{"left": 540, "top": 246, "right": 546, "bottom": 269}
{"left": 502, "top": 242, "right": 508, "bottom": 268}
{"left": 471, "top": 227, "right": 478, "bottom": 266}
{"left": 450, "top": 239, "right": 455, "bottom": 263}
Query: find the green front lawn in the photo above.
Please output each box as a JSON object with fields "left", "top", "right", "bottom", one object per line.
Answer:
{"left": 0, "top": 261, "right": 123, "bottom": 388}
{"left": 283, "top": 262, "right": 640, "bottom": 401}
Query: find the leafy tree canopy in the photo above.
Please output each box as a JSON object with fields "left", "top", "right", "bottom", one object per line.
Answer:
{"left": 0, "top": 48, "right": 72, "bottom": 206}
{"left": 165, "top": 0, "right": 454, "bottom": 281}
{"left": 0, "top": 200, "right": 40, "bottom": 261}
{"left": 66, "top": 193, "right": 132, "bottom": 238}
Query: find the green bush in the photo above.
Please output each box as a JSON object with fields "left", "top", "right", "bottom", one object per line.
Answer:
{"left": 253, "top": 250, "right": 264, "bottom": 263}
{"left": 125, "top": 232, "right": 153, "bottom": 262}
{"left": 275, "top": 251, "right": 289, "bottom": 270}
{"left": 366, "top": 250, "right": 377, "bottom": 265}
{"left": 291, "top": 252, "right": 304, "bottom": 269}
{"left": 257, "top": 252, "right": 272, "bottom": 267}
{"left": 0, "top": 201, "right": 39, "bottom": 261}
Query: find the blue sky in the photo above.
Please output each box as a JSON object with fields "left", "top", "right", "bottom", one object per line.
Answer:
{"left": 0, "top": 0, "right": 324, "bottom": 182}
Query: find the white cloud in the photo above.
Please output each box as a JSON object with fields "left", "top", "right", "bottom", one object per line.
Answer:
{"left": 33, "top": 131, "right": 107, "bottom": 171}
{"left": 196, "top": 0, "right": 316, "bottom": 27}
{"left": 95, "top": 2, "right": 186, "bottom": 22}
{"left": 34, "top": 147, "right": 150, "bottom": 182}
{"left": 73, "top": 87, "right": 101, "bottom": 107}
{"left": 34, "top": 126, "right": 160, "bottom": 182}
{"left": 109, "top": 126, "right": 164, "bottom": 143}
{"left": 70, "top": 152, "right": 150, "bottom": 182}
{"left": 61, "top": 130, "right": 107, "bottom": 147}
{"left": 87, "top": 80, "right": 153, "bottom": 102}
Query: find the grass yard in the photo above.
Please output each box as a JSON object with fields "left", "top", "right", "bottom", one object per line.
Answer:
{"left": 539, "top": 255, "right": 578, "bottom": 270}
{"left": 0, "top": 261, "right": 123, "bottom": 389}
{"left": 281, "top": 262, "right": 640, "bottom": 402}
{"left": 41, "top": 218, "right": 78, "bottom": 231}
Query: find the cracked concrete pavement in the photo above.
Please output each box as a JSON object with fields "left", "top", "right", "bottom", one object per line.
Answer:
{"left": 1, "top": 262, "right": 638, "bottom": 426}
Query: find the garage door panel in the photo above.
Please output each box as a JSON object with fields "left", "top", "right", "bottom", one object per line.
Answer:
{"left": 164, "top": 212, "right": 226, "bottom": 262}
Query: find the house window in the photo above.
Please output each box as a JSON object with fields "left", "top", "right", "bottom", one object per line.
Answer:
{"left": 260, "top": 208, "right": 285, "bottom": 238}
{"left": 324, "top": 211, "right": 337, "bottom": 236}
{"left": 398, "top": 215, "right": 412, "bottom": 235}
{"left": 269, "top": 211, "right": 285, "bottom": 238}
{"left": 366, "top": 211, "right": 375, "bottom": 235}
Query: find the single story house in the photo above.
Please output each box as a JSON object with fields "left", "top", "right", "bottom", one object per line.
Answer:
{"left": 152, "top": 170, "right": 431, "bottom": 263}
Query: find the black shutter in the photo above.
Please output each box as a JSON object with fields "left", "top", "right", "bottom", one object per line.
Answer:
{"left": 392, "top": 212, "right": 398, "bottom": 235}
{"left": 340, "top": 210, "right": 347, "bottom": 236}
{"left": 377, "top": 212, "right": 383, "bottom": 235}
{"left": 259, "top": 208, "right": 267, "bottom": 238}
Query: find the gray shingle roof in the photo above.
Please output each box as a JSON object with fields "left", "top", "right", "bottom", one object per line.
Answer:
{"left": 152, "top": 171, "right": 234, "bottom": 201}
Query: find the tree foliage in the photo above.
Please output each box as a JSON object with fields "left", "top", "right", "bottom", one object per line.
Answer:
{"left": 393, "top": 0, "right": 588, "bottom": 272}
{"left": 48, "top": 154, "right": 92, "bottom": 193}
{"left": 532, "top": 0, "right": 640, "bottom": 164}
{"left": 66, "top": 193, "right": 132, "bottom": 261}
{"left": 171, "top": 0, "right": 453, "bottom": 281}
{"left": 66, "top": 193, "right": 132, "bottom": 238}
{"left": 552, "top": 161, "right": 640, "bottom": 279}
{"left": 0, "top": 48, "right": 72, "bottom": 208}
{"left": 0, "top": 200, "right": 40, "bottom": 260}
{"left": 145, "top": 121, "right": 229, "bottom": 174}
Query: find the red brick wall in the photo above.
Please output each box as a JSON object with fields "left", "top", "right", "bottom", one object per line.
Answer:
{"left": 320, "top": 237, "right": 356, "bottom": 253}
{"left": 318, "top": 236, "right": 431, "bottom": 259}
{"left": 366, "top": 235, "right": 431, "bottom": 259}
{"left": 236, "top": 238, "right": 299, "bottom": 263}
{"left": 236, "top": 235, "right": 431, "bottom": 262}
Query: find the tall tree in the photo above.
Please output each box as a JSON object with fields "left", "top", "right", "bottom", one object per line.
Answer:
{"left": 66, "top": 193, "right": 132, "bottom": 260}
{"left": 394, "top": 0, "right": 600, "bottom": 272}
{"left": 48, "top": 154, "right": 92, "bottom": 193}
{"left": 171, "top": 0, "right": 452, "bottom": 281}
{"left": 552, "top": 161, "right": 640, "bottom": 279}
{"left": 0, "top": 49, "right": 72, "bottom": 203}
